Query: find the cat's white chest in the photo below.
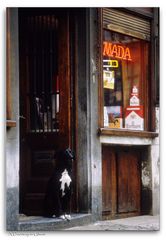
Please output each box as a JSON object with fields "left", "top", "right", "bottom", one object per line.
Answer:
{"left": 59, "top": 169, "right": 72, "bottom": 196}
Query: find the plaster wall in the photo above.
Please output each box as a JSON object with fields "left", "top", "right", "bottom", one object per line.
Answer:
{"left": 89, "top": 8, "right": 102, "bottom": 220}
{"left": 151, "top": 107, "right": 160, "bottom": 215}
{"left": 6, "top": 8, "right": 19, "bottom": 230}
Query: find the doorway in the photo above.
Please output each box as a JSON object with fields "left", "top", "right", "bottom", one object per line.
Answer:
{"left": 19, "top": 9, "right": 74, "bottom": 215}
{"left": 102, "top": 145, "right": 141, "bottom": 219}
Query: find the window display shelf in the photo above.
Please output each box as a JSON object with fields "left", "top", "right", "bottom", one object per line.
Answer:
{"left": 98, "top": 128, "right": 158, "bottom": 138}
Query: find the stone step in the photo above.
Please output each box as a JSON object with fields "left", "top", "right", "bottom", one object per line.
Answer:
{"left": 19, "top": 213, "right": 92, "bottom": 231}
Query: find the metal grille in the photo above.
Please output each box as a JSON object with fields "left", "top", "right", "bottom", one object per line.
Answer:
{"left": 25, "top": 15, "right": 59, "bottom": 132}
{"left": 103, "top": 8, "right": 151, "bottom": 41}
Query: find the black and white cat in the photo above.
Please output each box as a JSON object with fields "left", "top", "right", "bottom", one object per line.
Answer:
{"left": 43, "top": 148, "right": 74, "bottom": 221}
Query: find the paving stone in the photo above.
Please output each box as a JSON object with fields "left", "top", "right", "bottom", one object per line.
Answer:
{"left": 65, "top": 215, "right": 160, "bottom": 231}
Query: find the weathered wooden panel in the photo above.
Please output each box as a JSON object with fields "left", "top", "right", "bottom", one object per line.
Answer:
{"left": 117, "top": 150, "right": 141, "bottom": 214}
{"left": 102, "top": 147, "right": 113, "bottom": 212}
{"left": 117, "top": 152, "right": 128, "bottom": 213}
{"left": 102, "top": 146, "right": 141, "bottom": 218}
{"left": 128, "top": 152, "right": 141, "bottom": 212}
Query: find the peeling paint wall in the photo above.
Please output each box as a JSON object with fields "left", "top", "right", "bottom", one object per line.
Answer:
{"left": 151, "top": 107, "right": 160, "bottom": 215}
{"left": 76, "top": 8, "right": 102, "bottom": 219}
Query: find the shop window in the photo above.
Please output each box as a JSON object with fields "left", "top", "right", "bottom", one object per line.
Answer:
{"left": 102, "top": 30, "right": 149, "bottom": 131}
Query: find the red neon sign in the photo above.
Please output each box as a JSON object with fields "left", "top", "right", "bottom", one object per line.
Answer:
{"left": 103, "top": 41, "right": 132, "bottom": 61}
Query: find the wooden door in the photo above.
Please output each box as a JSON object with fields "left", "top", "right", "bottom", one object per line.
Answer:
{"left": 102, "top": 146, "right": 141, "bottom": 219}
{"left": 102, "top": 147, "right": 117, "bottom": 216}
{"left": 19, "top": 9, "right": 72, "bottom": 215}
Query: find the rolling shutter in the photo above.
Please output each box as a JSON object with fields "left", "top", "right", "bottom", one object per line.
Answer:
{"left": 103, "top": 8, "right": 151, "bottom": 41}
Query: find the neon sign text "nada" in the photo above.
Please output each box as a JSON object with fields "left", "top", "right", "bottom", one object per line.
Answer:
{"left": 103, "top": 41, "right": 132, "bottom": 61}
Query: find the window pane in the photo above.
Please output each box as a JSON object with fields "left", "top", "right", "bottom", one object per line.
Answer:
{"left": 103, "top": 30, "right": 149, "bottom": 130}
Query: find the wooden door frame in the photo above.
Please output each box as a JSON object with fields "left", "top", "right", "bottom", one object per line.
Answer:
{"left": 58, "top": 12, "right": 71, "bottom": 148}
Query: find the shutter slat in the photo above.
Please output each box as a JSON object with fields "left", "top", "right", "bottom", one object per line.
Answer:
{"left": 103, "top": 8, "right": 151, "bottom": 41}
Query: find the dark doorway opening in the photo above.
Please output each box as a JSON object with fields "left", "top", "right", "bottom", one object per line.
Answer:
{"left": 19, "top": 8, "right": 75, "bottom": 215}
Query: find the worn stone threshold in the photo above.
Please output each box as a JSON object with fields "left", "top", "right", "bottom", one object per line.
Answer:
{"left": 18, "top": 213, "right": 92, "bottom": 231}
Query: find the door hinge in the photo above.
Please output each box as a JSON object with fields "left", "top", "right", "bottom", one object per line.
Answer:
{"left": 19, "top": 115, "right": 26, "bottom": 120}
